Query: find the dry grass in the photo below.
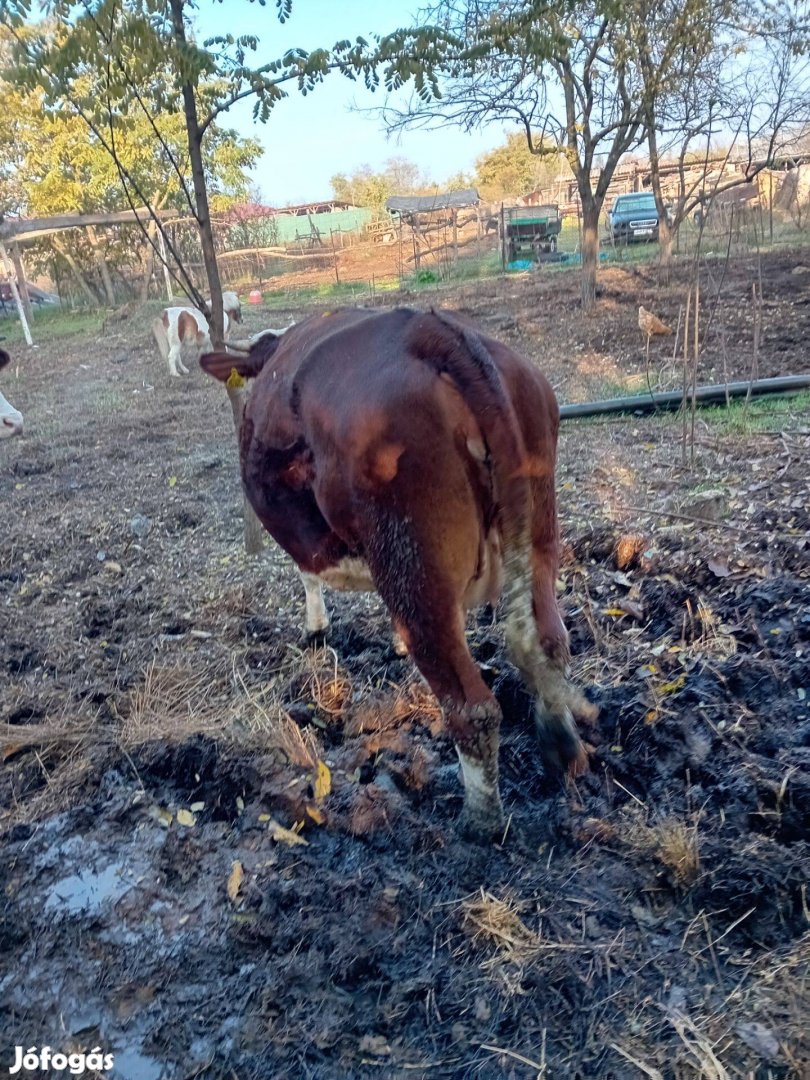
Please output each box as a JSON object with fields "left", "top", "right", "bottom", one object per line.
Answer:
{"left": 296, "top": 646, "right": 353, "bottom": 717}
{"left": 623, "top": 809, "right": 701, "bottom": 886}
{"left": 123, "top": 656, "right": 328, "bottom": 770}
{"left": 693, "top": 598, "right": 739, "bottom": 661}
{"left": 346, "top": 676, "right": 443, "bottom": 737}
{"left": 0, "top": 716, "right": 96, "bottom": 759}
{"left": 460, "top": 889, "right": 543, "bottom": 968}
{"left": 121, "top": 660, "right": 229, "bottom": 746}
{"left": 654, "top": 819, "right": 702, "bottom": 885}
{"left": 1, "top": 716, "right": 101, "bottom": 829}
{"left": 229, "top": 669, "right": 321, "bottom": 769}
{"left": 667, "top": 1011, "right": 731, "bottom": 1080}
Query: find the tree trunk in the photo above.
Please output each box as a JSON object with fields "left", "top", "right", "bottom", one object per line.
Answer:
{"left": 226, "top": 385, "right": 265, "bottom": 555}
{"left": 140, "top": 222, "right": 157, "bottom": 302}
{"left": 53, "top": 237, "right": 99, "bottom": 306}
{"left": 580, "top": 199, "right": 600, "bottom": 310}
{"left": 168, "top": 0, "right": 223, "bottom": 345}
{"left": 167, "top": 0, "right": 261, "bottom": 555}
{"left": 87, "top": 225, "right": 116, "bottom": 305}
{"left": 658, "top": 215, "right": 674, "bottom": 280}
{"left": 10, "top": 243, "right": 33, "bottom": 323}
{"left": 645, "top": 116, "right": 676, "bottom": 283}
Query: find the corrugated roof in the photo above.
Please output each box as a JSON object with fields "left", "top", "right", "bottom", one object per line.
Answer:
{"left": 385, "top": 189, "right": 480, "bottom": 214}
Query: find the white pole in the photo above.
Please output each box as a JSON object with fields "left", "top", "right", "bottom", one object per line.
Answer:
{"left": 0, "top": 242, "right": 34, "bottom": 346}
{"left": 157, "top": 229, "right": 173, "bottom": 301}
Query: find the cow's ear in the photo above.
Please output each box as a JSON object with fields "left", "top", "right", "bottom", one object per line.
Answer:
{"left": 199, "top": 350, "right": 266, "bottom": 383}
{"left": 0, "top": 348, "right": 10, "bottom": 371}
{"left": 200, "top": 332, "right": 281, "bottom": 383}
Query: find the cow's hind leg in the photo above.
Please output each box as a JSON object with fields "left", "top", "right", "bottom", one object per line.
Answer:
{"left": 361, "top": 509, "right": 504, "bottom": 839}
{"left": 300, "top": 571, "right": 329, "bottom": 641}
{"left": 167, "top": 342, "right": 183, "bottom": 378}
{"left": 396, "top": 610, "right": 505, "bottom": 839}
{"left": 504, "top": 472, "right": 594, "bottom": 775}
{"left": 505, "top": 589, "right": 587, "bottom": 775}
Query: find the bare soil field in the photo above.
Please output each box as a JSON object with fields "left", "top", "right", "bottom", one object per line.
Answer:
{"left": 1, "top": 250, "right": 808, "bottom": 1079}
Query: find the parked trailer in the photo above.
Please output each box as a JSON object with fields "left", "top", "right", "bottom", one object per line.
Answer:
{"left": 502, "top": 204, "right": 562, "bottom": 266}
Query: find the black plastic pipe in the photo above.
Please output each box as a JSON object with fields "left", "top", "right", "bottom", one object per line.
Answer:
{"left": 559, "top": 374, "right": 810, "bottom": 419}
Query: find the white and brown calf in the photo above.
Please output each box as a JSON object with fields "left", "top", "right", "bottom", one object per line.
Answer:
{"left": 0, "top": 348, "right": 23, "bottom": 439}
{"left": 152, "top": 307, "right": 233, "bottom": 378}
{"left": 152, "top": 291, "right": 242, "bottom": 378}
{"left": 219, "top": 290, "right": 242, "bottom": 325}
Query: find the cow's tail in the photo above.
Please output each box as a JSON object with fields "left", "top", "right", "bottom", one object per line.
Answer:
{"left": 404, "top": 309, "right": 536, "bottom": 640}
{"left": 405, "top": 309, "right": 592, "bottom": 768}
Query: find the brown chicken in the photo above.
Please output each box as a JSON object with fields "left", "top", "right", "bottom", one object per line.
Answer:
{"left": 638, "top": 305, "right": 673, "bottom": 337}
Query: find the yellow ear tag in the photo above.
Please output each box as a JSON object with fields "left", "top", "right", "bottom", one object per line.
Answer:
{"left": 226, "top": 368, "right": 246, "bottom": 390}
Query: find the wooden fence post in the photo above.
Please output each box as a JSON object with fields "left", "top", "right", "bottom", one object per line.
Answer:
{"left": 157, "top": 228, "right": 174, "bottom": 300}
{"left": 0, "top": 242, "right": 33, "bottom": 345}
{"left": 330, "top": 229, "right": 340, "bottom": 285}
{"left": 225, "top": 379, "right": 265, "bottom": 556}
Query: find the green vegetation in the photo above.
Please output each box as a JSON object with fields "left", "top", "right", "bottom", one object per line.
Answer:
{"left": 475, "top": 133, "right": 571, "bottom": 201}
{"left": 701, "top": 390, "right": 810, "bottom": 434}
{"left": 0, "top": 305, "right": 104, "bottom": 344}
{"left": 571, "top": 391, "right": 810, "bottom": 434}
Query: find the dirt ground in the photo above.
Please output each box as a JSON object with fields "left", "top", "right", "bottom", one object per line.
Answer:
{"left": 1, "top": 249, "right": 808, "bottom": 1079}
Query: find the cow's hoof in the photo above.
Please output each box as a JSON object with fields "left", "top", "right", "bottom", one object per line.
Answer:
{"left": 301, "top": 627, "right": 328, "bottom": 648}
{"left": 535, "top": 706, "right": 589, "bottom": 776}
{"left": 458, "top": 806, "right": 507, "bottom": 845}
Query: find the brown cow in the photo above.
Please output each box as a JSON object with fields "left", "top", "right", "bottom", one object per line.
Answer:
{"left": 201, "top": 307, "right": 594, "bottom": 839}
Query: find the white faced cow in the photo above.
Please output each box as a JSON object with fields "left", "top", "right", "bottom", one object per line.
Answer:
{"left": 0, "top": 348, "right": 23, "bottom": 439}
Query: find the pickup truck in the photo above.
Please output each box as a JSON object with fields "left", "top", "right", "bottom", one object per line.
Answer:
{"left": 607, "top": 192, "right": 661, "bottom": 244}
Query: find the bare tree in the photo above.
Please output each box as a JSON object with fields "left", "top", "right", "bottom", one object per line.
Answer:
{"left": 637, "top": 0, "right": 810, "bottom": 273}
{"left": 387, "top": 0, "right": 649, "bottom": 309}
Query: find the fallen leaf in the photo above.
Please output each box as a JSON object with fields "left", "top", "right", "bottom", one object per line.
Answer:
{"left": 658, "top": 674, "right": 686, "bottom": 695}
{"left": 707, "top": 558, "right": 731, "bottom": 578}
{"left": 176, "top": 808, "right": 196, "bottom": 827}
{"left": 2, "top": 744, "right": 24, "bottom": 762}
{"left": 617, "top": 599, "right": 645, "bottom": 621}
{"left": 313, "top": 760, "right": 331, "bottom": 800}
{"left": 148, "top": 805, "right": 174, "bottom": 828}
{"left": 736, "top": 1022, "right": 781, "bottom": 1060}
{"left": 268, "top": 819, "right": 309, "bottom": 846}
{"left": 305, "top": 805, "right": 326, "bottom": 825}
{"left": 189, "top": 801, "right": 205, "bottom": 813}
{"left": 227, "top": 860, "right": 244, "bottom": 902}
{"left": 168, "top": 476, "right": 177, "bottom": 488}
{"left": 358, "top": 1035, "right": 391, "bottom": 1057}
{"left": 611, "top": 571, "right": 634, "bottom": 588}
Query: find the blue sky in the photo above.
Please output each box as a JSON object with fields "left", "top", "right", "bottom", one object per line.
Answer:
{"left": 193, "top": 0, "right": 508, "bottom": 205}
